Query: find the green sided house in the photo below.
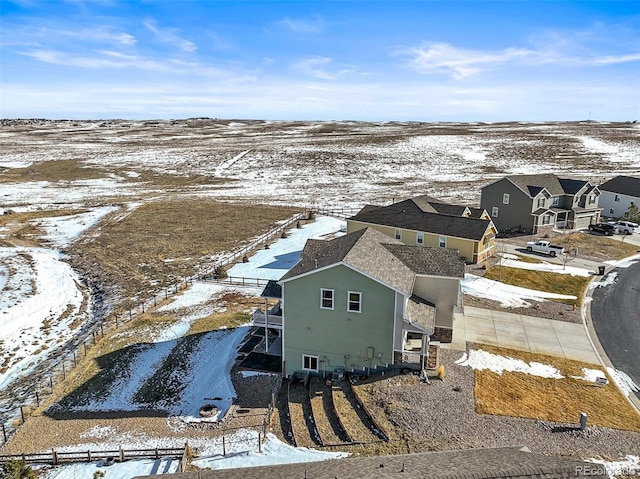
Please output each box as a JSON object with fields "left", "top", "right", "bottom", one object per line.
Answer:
{"left": 346, "top": 195, "right": 496, "bottom": 264}
{"left": 277, "top": 227, "right": 465, "bottom": 379}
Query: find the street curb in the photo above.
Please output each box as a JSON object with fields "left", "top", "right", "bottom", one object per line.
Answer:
{"left": 581, "top": 262, "right": 640, "bottom": 414}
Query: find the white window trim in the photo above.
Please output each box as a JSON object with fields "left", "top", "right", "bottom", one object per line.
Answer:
{"left": 302, "top": 354, "right": 319, "bottom": 372}
{"left": 537, "top": 197, "right": 545, "bottom": 208}
{"left": 394, "top": 228, "right": 402, "bottom": 240}
{"left": 320, "top": 288, "right": 334, "bottom": 310}
{"left": 552, "top": 196, "right": 559, "bottom": 206}
{"left": 416, "top": 232, "right": 424, "bottom": 245}
{"left": 347, "top": 291, "right": 362, "bottom": 313}
{"left": 438, "top": 236, "right": 447, "bottom": 248}
{"left": 491, "top": 207, "right": 499, "bottom": 217}
{"left": 502, "top": 193, "right": 510, "bottom": 204}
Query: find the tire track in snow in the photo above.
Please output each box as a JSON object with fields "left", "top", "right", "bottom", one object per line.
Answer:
{"left": 215, "top": 149, "right": 252, "bottom": 176}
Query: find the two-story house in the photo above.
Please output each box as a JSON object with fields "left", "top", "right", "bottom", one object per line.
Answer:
{"left": 346, "top": 195, "right": 497, "bottom": 264}
{"left": 276, "top": 227, "right": 465, "bottom": 378}
{"left": 480, "top": 174, "right": 601, "bottom": 235}
{"left": 598, "top": 175, "right": 640, "bottom": 219}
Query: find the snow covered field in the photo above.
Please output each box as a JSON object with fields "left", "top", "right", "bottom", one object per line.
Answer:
{"left": 1, "top": 120, "right": 639, "bottom": 476}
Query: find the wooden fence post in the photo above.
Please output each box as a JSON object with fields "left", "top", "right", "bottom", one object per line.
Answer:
{"left": 119, "top": 445, "right": 124, "bottom": 462}
{"left": 2, "top": 423, "right": 6, "bottom": 443}
{"left": 73, "top": 350, "right": 77, "bottom": 367}
{"left": 258, "top": 433, "right": 262, "bottom": 452}
{"left": 49, "top": 375, "right": 54, "bottom": 393}
{"left": 62, "top": 361, "right": 66, "bottom": 380}
{"left": 20, "top": 406, "right": 25, "bottom": 424}
{"left": 52, "top": 449, "right": 58, "bottom": 465}
{"left": 115, "top": 314, "right": 119, "bottom": 327}
{"left": 35, "top": 391, "right": 40, "bottom": 408}
{"left": 222, "top": 435, "right": 226, "bottom": 456}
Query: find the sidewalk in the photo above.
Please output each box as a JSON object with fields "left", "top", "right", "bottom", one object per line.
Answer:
{"left": 445, "top": 306, "right": 601, "bottom": 365}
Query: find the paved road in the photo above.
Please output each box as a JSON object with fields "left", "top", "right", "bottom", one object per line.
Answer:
{"left": 590, "top": 259, "right": 640, "bottom": 403}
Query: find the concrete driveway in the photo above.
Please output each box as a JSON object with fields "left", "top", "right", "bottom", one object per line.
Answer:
{"left": 446, "top": 306, "right": 601, "bottom": 365}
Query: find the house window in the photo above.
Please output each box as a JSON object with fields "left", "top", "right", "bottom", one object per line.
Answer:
{"left": 416, "top": 232, "right": 424, "bottom": 245}
{"left": 552, "top": 196, "right": 559, "bottom": 206}
{"left": 320, "top": 289, "right": 334, "bottom": 310}
{"left": 491, "top": 207, "right": 499, "bottom": 217}
{"left": 615, "top": 195, "right": 620, "bottom": 202}
{"left": 542, "top": 214, "right": 552, "bottom": 225}
{"left": 610, "top": 209, "right": 614, "bottom": 215}
{"left": 438, "top": 236, "right": 447, "bottom": 248}
{"left": 537, "top": 197, "right": 545, "bottom": 208}
{"left": 347, "top": 291, "right": 362, "bottom": 313}
{"left": 589, "top": 195, "right": 596, "bottom": 205}
{"left": 394, "top": 228, "right": 402, "bottom": 240}
{"left": 503, "top": 193, "right": 510, "bottom": 204}
{"left": 302, "top": 355, "right": 319, "bottom": 372}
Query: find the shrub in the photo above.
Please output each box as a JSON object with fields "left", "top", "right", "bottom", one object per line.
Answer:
{"left": 0, "top": 459, "right": 35, "bottom": 479}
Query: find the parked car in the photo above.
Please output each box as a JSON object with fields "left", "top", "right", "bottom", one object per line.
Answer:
{"left": 614, "top": 221, "right": 640, "bottom": 235}
{"left": 525, "top": 240, "right": 565, "bottom": 257}
{"left": 588, "top": 222, "right": 616, "bottom": 236}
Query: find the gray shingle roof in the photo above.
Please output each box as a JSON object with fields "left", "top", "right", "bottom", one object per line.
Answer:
{"left": 599, "top": 175, "right": 640, "bottom": 197}
{"left": 506, "top": 174, "right": 590, "bottom": 198}
{"left": 405, "top": 294, "right": 435, "bottom": 332}
{"left": 348, "top": 197, "right": 493, "bottom": 241}
{"left": 280, "top": 228, "right": 465, "bottom": 295}
{"left": 144, "top": 446, "right": 606, "bottom": 479}
{"left": 382, "top": 244, "right": 465, "bottom": 278}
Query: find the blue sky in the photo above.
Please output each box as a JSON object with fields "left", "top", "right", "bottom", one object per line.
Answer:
{"left": 1, "top": 1, "right": 639, "bottom": 121}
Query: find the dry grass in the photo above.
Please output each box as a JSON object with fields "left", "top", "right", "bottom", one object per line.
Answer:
{"left": 484, "top": 266, "right": 590, "bottom": 306}
{"left": 474, "top": 345, "right": 640, "bottom": 432}
{"left": 0, "top": 159, "right": 108, "bottom": 184}
{"left": 553, "top": 232, "right": 639, "bottom": 261}
{"left": 68, "top": 199, "right": 300, "bottom": 309}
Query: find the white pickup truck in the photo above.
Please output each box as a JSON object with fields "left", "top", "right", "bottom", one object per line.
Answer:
{"left": 525, "top": 240, "right": 565, "bottom": 257}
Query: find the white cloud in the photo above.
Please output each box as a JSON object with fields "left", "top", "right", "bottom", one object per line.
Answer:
{"left": 398, "top": 42, "right": 535, "bottom": 79}
{"left": 293, "top": 57, "right": 354, "bottom": 80}
{"left": 398, "top": 40, "right": 640, "bottom": 79}
{"left": 143, "top": 20, "right": 197, "bottom": 53}
{"left": 277, "top": 16, "right": 323, "bottom": 33}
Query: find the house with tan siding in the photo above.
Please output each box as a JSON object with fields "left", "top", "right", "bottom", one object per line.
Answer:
{"left": 346, "top": 195, "right": 496, "bottom": 264}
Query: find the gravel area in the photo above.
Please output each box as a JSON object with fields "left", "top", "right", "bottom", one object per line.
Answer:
{"left": 362, "top": 348, "right": 640, "bottom": 461}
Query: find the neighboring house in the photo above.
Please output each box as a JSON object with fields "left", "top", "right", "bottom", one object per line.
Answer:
{"left": 598, "top": 175, "right": 640, "bottom": 219}
{"left": 275, "top": 227, "right": 465, "bottom": 378}
{"left": 346, "top": 195, "right": 497, "bottom": 264}
{"left": 480, "top": 174, "right": 601, "bottom": 235}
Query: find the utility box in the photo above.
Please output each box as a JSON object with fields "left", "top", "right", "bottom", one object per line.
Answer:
{"left": 580, "top": 412, "right": 588, "bottom": 430}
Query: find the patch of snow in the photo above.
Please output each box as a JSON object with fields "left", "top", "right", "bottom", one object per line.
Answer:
{"left": 461, "top": 274, "right": 576, "bottom": 308}
{"left": 604, "top": 254, "right": 640, "bottom": 268}
{"left": 192, "top": 430, "right": 348, "bottom": 470}
{"left": 227, "top": 216, "right": 345, "bottom": 280}
{"left": 0, "top": 247, "right": 87, "bottom": 389}
{"left": 587, "top": 455, "right": 640, "bottom": 479}
{"left": 36, "top": 206, "right": 119, "bottom": 247}
{"left": 455, "top": 349, "right": 564, "bottom": 379}
{"left": 570, "top": 368, "right": 607, "bottom": 383}
{"left": 606, "top": 367, "right": 640, "bottom": 396}
{"left": 590, "top": 272, "right": 618, "bottom": 289}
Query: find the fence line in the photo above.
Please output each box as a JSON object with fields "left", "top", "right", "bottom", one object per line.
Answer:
{"left": 0, "top": 445, "right": 187, "bottom": 466}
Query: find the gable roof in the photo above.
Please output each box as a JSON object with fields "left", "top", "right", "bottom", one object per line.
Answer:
{"left": 151, "top": 446, "right": 606, "bottom": 479}
{"left": 280, "top": 228, "right": 465, "bottom": 295}
{"left": 599, "top": 175, "right": 640, "bottom": 197}
{"left": 349, "top": 196, "right": 493, "bottom": 241}
{"left": 496, "top": 174, "right": 592, "bottom": 198}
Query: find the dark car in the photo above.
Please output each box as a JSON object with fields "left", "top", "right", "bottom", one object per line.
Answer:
{"left": 588, "top": 222, "right": 615, "bottom": 236}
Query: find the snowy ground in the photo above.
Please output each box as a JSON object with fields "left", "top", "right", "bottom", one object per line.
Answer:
{"left": 1, "top": 120, "right": 639, "bottom": 476}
